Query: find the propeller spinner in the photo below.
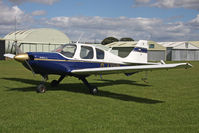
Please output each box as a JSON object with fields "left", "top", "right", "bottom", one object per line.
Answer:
{"left": 14, "top": 53, "right": 29, "bottom": 62}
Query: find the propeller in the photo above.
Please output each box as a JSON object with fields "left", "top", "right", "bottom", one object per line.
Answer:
{"left": 4, "top": 43, "right": 35, "bottom": 77}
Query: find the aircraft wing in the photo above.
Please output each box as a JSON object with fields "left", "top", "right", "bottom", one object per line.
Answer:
{"left": 123, "top": 61, "right": 160, "bottom": 65}
{"left": 71, "top": 63, "right": 192, "bottom": 75}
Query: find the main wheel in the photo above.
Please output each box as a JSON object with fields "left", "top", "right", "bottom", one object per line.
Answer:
{"left": 50, "top": 80, "right": 59, "bottom": 87}
{"left": 90, "top": 87, "right": 98, "bottom": 95}
{"left": 37, "top": 84, "right": 46, "bottom": 93}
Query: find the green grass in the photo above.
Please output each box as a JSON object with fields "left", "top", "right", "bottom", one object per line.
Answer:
{"left": 0, "top": 60, "right": 199, "bottom": 133}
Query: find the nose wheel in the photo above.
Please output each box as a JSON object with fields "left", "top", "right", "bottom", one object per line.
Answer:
{"left": 37, "top": 75, "right": 48, "bottom": 93}
{"left": 37, "top": 84, "right": 46, "bottom": 93}
{"left": 90, "top": 87, "right": 98, "bottom": 95}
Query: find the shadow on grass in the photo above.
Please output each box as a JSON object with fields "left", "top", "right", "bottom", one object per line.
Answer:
{"left": 2, "top": 77, "right": 163, "bottom": 104}
{"left": 95, "top": 79, "right": 150, "bottom": 87}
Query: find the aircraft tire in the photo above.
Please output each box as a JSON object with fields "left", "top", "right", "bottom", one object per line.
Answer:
{"left": 90, "top": 87, "right": 98, "bottom": 95}
{"left": 37, "top": 84, "right": 46, "bottom": 93}
{"left": 50, "top": 80, "right": 59, "bottom": 87}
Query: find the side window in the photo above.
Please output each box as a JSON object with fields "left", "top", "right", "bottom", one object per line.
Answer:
{"left": 96, "top": 48, "right": 104, "bottom": 59}
{"left": 80, "top": 46, "right": 94, "bottom": 59}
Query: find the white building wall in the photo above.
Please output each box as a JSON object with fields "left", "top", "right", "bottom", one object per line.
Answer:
{"left": 148, "top": 51, "right": 166, "bottom": 61}
{"left": 172, "top": 49, "right": 199, "bottom": 61}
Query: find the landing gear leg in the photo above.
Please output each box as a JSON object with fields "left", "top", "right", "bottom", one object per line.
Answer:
{"left": 50, "top": 75, "right": 65, "bottom": 87}
{"left": 80, "top": 77, "right": 98, "bottom": 95}
{"left": 37, "top": 75, "right": 48, "bottom": 93}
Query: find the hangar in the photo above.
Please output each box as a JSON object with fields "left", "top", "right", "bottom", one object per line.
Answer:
{"left": 107, "top": 41, "right": 166, "bottom": 61}
{"left": 4, "top": 28, "right": 70, "bottom": 54}
{"left": 158, "top": 41, "right": 199, "bottom": 61}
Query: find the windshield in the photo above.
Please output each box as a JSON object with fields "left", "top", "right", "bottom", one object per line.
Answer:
{"left": 54, "top": 44, "right": 77, "bottom": 58}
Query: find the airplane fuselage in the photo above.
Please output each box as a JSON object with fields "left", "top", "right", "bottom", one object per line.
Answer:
{"left": 25, "top": 52, "right": 125, "bottom": 76}
{"left": 25, "top": 43, "right": 127, "bottom": 76}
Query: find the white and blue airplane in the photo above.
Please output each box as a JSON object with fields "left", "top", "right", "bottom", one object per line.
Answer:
{"left": 4, "top": 40, "right": 192, "bottom": 94}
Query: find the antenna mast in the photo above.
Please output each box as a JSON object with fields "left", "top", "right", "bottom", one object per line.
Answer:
{"left": 15, "top": 16, "right": 17, "bottom": 42}
{"left": 77, "top": 33, "right": 84, "bottom": 44}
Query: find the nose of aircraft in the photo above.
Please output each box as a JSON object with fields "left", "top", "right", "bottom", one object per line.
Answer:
{"left": 14, "top": 54, "right": 29, "bottom": 62}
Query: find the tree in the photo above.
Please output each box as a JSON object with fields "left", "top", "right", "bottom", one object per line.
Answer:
{"left": 101, "top": 37, "right": 119, "bottom": 45}
{"left": 120, "top": 37, "right": 134, "bottom": 41}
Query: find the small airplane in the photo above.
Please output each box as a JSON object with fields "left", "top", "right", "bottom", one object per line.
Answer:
{"left": 4, "top": 40, "right": 192, "bottom": 95}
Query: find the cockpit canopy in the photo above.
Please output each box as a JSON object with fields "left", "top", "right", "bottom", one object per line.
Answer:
{"left": 54, "top": 44, "right": 105, "bottom": 60}
{"left": 54, "top": 44, "right": 77, "bottom": 58}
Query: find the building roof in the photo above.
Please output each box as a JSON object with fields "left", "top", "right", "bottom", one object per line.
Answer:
{"left": 158, "top": 42, "right": 184, "bottom": 47}
{"left": 107, "top": 41, "right": 166, "bottom": 50}
{"left": 91, "top": 44, "right": 110, "bottom": 51}
{"left": 148, "top": 41, "right": 166, "bottom": 50}
{"left": 158, "top": 41, "right": 199, "bottom": 49}
{"left": 4, "top": 28, "right": 70, "bottom": 44}
{"left": 107, "top": 41, "right": 137, "bottom": 47}
{"left": 188, "top": 41, "right": 199, "bottom": 48}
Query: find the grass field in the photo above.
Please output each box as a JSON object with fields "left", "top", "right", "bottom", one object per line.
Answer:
{"left": 0, "top": 60, "right": 199, "bottom": 133}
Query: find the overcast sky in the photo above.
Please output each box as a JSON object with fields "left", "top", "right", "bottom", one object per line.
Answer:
{"left": 0, "top": 0, "right": 199, "bottom": 42}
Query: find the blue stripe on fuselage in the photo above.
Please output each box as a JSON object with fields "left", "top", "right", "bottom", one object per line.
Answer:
{"left": 28, "top": 52, "right": 67, "bottom": 60}
{"left": 133, "top": 47, "right": 147, "bottom": 53}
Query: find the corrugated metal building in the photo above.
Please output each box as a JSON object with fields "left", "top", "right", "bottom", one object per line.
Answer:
{"left": 147, "top": 41, "right": 166, "bottom": 61}
{"left": 107, "top": 41, "right": 166, "bottom": 61}
{"left": 158, "top": 42, "right": 199, "bottom": 61}
{"left": 4, "top": 28, "right": 70, "bottom": 54}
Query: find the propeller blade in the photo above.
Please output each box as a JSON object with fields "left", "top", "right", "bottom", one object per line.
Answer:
{"left": 14, "top": 43, "right": 23, "bottom": 55}
{"left": 25, "top": 60, "right": 35, "bottom": 77}
{"left": 4, "top": 54, "right": 15, "bottom": 59}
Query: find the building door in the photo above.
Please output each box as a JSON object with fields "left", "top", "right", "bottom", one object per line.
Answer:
{"left": 0, "top": 40, "right": 5, "bottom": 60}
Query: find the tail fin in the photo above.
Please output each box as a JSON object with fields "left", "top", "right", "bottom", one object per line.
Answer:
{"left": 124, "top": 40, "right": 148, "bottom": 63}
